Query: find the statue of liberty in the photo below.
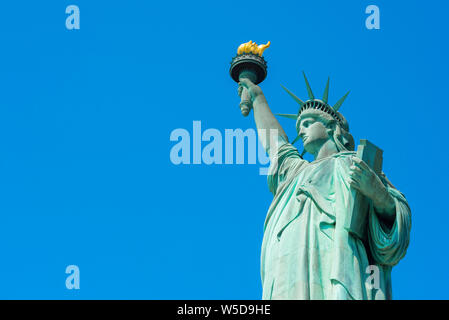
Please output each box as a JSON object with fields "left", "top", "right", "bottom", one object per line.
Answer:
{"left": 237, "top": 73, "right": 411, "bottom": 300}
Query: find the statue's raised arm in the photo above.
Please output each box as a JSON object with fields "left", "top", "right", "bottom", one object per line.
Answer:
{"left": 238, "top": 78, "right": 289, "bottom": 155}
{"left": 229, "top": 40, "right": 288, "bottom": 155}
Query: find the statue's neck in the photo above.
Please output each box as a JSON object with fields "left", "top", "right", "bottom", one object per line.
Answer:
{"left": 314, "top": 139, "right": 339, "bottom": 161}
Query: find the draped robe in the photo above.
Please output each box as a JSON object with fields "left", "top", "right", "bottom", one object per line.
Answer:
{"left": 261, "top": 138, "right": 411, "bottom": 300}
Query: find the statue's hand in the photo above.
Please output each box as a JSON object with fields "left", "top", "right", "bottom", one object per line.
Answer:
{"left": 348, "top": 157, "right": 395, "bottom": 214}
{"left": 238, "top": 78, "right": 263, "bottom": 102}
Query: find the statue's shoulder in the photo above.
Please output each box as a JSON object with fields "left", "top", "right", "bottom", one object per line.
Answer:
{"left": 330, "top": 151, "right": 357, "bottom": 168}
{"left": 308, "top": 151, "right": 355, "bottom": 173}
{"left": 332, "top": 151, "right": 356, "bottom": 160}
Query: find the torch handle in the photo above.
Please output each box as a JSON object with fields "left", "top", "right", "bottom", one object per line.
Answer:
{"left": 238, "top": 70, "right": 257, "bottom": 117}
{"left": 239, "top": 87, "right": 252, "bottom": 117}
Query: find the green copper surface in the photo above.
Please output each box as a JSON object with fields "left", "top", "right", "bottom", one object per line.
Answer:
{"left": 302, "top": 71, "right": 315, "bottom": 100}
{"left": 234, "top": 71, "right": 411, "bottom": 300}
{"left": 322, "top": 77, "right": 330, "bottom": 104}
{"left": 333, "top": 91, "right": 350, "bottom": 111}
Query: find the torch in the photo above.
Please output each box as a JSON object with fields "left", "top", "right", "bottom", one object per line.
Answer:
{"left": 230, "top": 41, "right": 270, "bottom": 116}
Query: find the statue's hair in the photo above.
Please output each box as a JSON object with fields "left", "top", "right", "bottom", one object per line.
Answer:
{"left": 297, "top": 108, "right": 355, "bottom": 152}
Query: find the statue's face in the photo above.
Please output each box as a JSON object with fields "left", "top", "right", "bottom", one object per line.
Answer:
{"left": 298, "top": 115, "right": 331, "bottom": 155}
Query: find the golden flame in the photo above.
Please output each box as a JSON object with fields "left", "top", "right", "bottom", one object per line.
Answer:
{"left": 237, "top": 40, "right": 270, "bottom": 56}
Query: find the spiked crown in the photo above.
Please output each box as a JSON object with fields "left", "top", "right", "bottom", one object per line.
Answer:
{"left": 276, "top": 72, "right": 350, "bottom": 145}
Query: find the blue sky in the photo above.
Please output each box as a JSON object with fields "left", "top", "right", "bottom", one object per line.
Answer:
{"left": 0, "top": 0, "right": 448, "bottom": 299}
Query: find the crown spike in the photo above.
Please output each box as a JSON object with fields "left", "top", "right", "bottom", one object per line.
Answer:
{"left": 275, "top": 113, "right": 297, "bottom": 120}
{"left": 280, "top": 85, "right": 304, "bottom": 107}
{"left": 333, "top": 91, "right": 350, "bottom": 111}
{"left": 323, "top": 77, "right": 330, "bottom": 104}
{"left": 291, "top": 135, "right": 301, "bottom": 145}
{"left": 302, "top": 71, "right": 315, "bottom": 100}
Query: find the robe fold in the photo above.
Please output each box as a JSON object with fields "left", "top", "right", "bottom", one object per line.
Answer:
{"left": 261, "top": 138, "right": 411, "bottom": 300}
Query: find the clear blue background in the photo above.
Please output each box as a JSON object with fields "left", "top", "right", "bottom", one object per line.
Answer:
{"left": 0, "top": 0, "right": 447, "bottom": 299}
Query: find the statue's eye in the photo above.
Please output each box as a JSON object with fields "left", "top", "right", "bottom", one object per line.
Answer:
{"left": 304, "top": 120, "right": 314, "bottom": 127}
